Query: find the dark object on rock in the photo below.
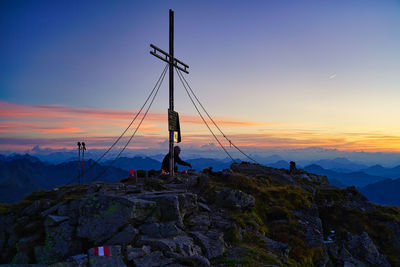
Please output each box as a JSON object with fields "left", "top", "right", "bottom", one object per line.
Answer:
{"left": 290, "top": 161, "right": 297, "bottom": 174}
{"left": 216, "top": 189, "right": 255, "bottom": 210}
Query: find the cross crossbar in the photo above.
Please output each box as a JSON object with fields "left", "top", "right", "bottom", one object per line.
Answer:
{"left": 150, "top": 44, "right": 189, "bottom": 74}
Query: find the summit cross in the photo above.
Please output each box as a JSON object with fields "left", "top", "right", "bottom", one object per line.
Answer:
{"left": 150, "top": 9, "right": 189, "bottom": 177}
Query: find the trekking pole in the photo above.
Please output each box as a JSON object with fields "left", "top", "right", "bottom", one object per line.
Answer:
{"left": 77, "top": 142, "right": 81, "bottom": 185}
{"left": 82, "top": 142, "right": 86, "bottom": 184}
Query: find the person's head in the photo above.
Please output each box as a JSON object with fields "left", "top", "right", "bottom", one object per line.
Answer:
{"left": 174, "top": 146, "right": 181, "bottom": 155}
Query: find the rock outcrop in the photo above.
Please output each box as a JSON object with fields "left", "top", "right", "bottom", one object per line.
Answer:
{"left": 1, "top": 162, "right": 399, "bottom": 266}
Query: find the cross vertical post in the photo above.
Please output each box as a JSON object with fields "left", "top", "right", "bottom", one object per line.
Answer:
{"left": 169, "top": 9, "right": 175, "bottom": 176}
{"left": 150, "top": 9, "right": 189, "bottom": 177}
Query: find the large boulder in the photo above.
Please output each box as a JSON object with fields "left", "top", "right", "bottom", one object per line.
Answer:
{"left": 293, "top": 207, "right": 324, "bottom": 248}
{"left": 327, "top": 231, "right": 390, "bottom": 267}
{"left": 105, "top": 224, "right": 139, "bottom": 245}
{"left": 216, "top": 189, "right": 255, "bottom": 211}
{"left": 76, "top": 195, "right": 156, "bottom": 244}
{"left": 131, "top": 251, "right": 173, "bottom": 267}
{"left": 139, "top": 192, "right": 198, "bottom": 227}
{"left": 190, "top": 230, "right": 225, "bottom": 259}
{"left": 35, "top": 221, "right": 82, "bottom": 264}
{"left": 139, "top": 221, "right": 183, "bottom": 238}
{"left": 136, "top": 235, "right": 202, "bottom": 257}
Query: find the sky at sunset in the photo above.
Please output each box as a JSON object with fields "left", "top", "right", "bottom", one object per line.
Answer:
{"left": 1, "top": 0, "right": 400, "bottom": 156}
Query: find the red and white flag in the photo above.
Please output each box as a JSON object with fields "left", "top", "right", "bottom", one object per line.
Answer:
{"left": 93, "top": 246, "right": 111, "bottom": 257}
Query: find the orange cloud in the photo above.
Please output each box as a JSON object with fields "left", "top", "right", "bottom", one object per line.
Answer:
{"left": 2, "top": 101, "right": 400, "bottom": 152}
{"left": 0, "top": 101, "right": 269, "bottom": 137}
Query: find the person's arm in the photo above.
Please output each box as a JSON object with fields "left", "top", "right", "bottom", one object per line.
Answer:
{"left": 175, "top": 155, "right": 192, "bottom": 168}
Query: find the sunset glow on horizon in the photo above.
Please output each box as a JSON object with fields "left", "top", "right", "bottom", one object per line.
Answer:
{"left": 1, "top": 100, "right": 400, "bottom": 153}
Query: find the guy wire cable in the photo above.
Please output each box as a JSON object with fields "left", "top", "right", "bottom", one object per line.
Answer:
{"left": 65, "top": 64, "right": 168, "bottom": 185}
{"left": 177, "top": 68, "right": 259, "bottom": 164}
{"left": 90, "top": 64, "right": 168, "bottom": 182}
{"left": 175, "top": 67, "right": 236, "bottom": 162}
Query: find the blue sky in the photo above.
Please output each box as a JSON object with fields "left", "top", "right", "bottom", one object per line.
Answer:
{"left": 1, "top": 0, "right": 400, "bottom": 153}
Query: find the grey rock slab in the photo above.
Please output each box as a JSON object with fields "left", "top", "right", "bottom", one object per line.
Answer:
{"left": 0, "top": 265, "right": 47, "bottom": 267}
{"left": 255, "top": 232, "right": 290, "bottom": 259}
{"left": 140, "top": 221, "right": 183, "bottom": 238}
{"left": 57, "top": 200, "right": 80, "bottom": 218}
{"left": 190, "top": 230, "right": 225, "bottom": 259}
{"left": 188, "top": 212, "right": 211, "bottom": 231}
{"left": 293, "top": 208, "right": 324, "bottom": 247}
{"left": 136, "top": 235, "right": 202, "bottom": 257}
{"left": 139, "top": 193, "right": 198, "bottom": 227}
{"left": 198, "top": 202, "right": 211, "bottom": 212}
{"left": 21, "top": 200, "right": 41, "bottom": 216}
{"left": 136, "top": 236, "right": 177, "bottom": 252}
{"left": 88, "top": 256, "right": 126, "bottom": 267}
{"left": 216, "top": 189, "right": 255, "bottom": 211}
{"left": 105, "top": 224, "right": 138, "bottom": 245}
{"left": 139, "top": 194, "right": 182, "bottom": 225}
{"left": 68, "top": 254, "right": 88, "bottom": 267}
{"left": 176, "top": 255, "right": 210, "bottom": 267}
{"left": 41, "top": 201, "right": 67, "bottom": 217}
{"left": 177, "top": 193, "right": 198, "bottom": 218}
{"left": 126, "top": 245, "right": 151, "bottom": 261}
{"left": 173, "top": 235, "right": 202, "bottom": 256}
{"left": 140, "top": 223, "right": 162, "bottom": 238}
{"left": 77, "top": 195, "right": 156, "bottom": 243}
{"left": 347, "top": 231, "right": 390, "bottom": 267}
{"left": 49, "top": 262, "right": 76, "bottom": 267}
{"left": 45, "top": 215, "right": 70, "bottom": 226}
{"left": 132, "top": 251, "right": 174, "bottom": 267}
{"left": 35, "top": 221, "right": 82, "bottom": 264}
{"left": 209, "top": 211, "right": 233, "bottom": 230}
{"left": 160, "top": 221, "right": 183, "bottom": 237}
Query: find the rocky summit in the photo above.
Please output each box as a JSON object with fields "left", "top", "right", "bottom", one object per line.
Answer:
{"left": 1, "top": 162, "right": 400, "bottom": 267}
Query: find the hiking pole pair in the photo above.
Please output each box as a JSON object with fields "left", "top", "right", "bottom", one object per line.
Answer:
{"left": 77, "top": 142, "right": 87, "bottom": 185}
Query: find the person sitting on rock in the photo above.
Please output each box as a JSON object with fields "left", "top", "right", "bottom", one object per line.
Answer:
{"left": 161, "top": 146, "right": 192, "bottom": 173}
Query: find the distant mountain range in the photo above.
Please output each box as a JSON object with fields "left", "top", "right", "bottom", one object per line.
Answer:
{"left": 0, "top": 154, "right": 236, "bottom": 203}
{"left": 360, "top": 164, "right": 400, "bottom": 179}
{"left": 0, "top": 154, "right": 127, "bottom": 203}
{"left": 309, "top": 157, "right": 369, "bottom": 173}
{"left": 303, "top": 164, "right": 388, "bottom": 188}
{"left": 360, "top": 178, "right": 400, "bottom": 207}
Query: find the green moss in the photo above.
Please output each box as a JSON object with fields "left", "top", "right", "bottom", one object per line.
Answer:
{"left": 25, "top": 190, "right": 49, "bottom": 201}
{"left": 104, "top": 203, "right": 119, "bottom": 217}
{"left": 175, "top": 257, "right": 198, "bottom": 266}
{"left": 317, "top": 199, "right": 400, "bottom": 266}
{"left": 240, "top": 245, "right": 281, "bottom": 266}
{"left": 209, "top": 168, "right": 400, "bottom": 266}
{"left": 224, "top": 225, "right": 241, "bottom": 244}
{"left": 0, "top": 203, "right": 12, "bottom": 215}
{"left": 210, "top": 256, "right": 243, "bottom": 266}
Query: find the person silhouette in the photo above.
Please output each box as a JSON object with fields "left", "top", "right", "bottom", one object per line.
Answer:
{"left": 161, "top": 146, "right": 192, "bottom": 173}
